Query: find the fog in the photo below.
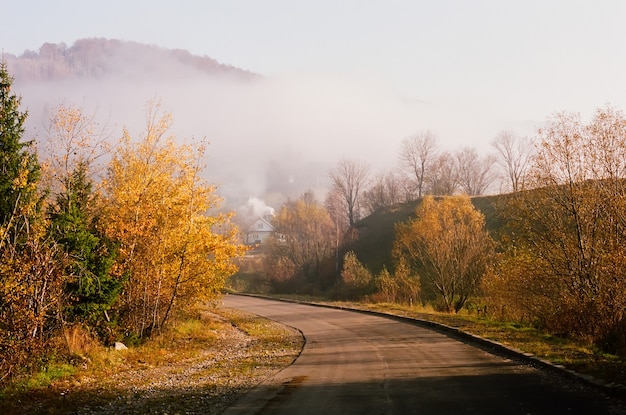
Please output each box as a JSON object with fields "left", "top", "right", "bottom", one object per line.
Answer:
{"left": 8, "top": 40, "right": 510, "bottom": 221}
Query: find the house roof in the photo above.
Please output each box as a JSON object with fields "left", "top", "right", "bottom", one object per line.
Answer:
{"left": 247, "top": 216, "right": 275, "bottom": 233}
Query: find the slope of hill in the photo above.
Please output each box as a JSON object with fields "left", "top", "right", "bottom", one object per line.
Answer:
{"left": 347, "top": 195, "right": 504, "bottom": 275}
{"left": 3, "top": 38, "right": 258, "bottom": 82}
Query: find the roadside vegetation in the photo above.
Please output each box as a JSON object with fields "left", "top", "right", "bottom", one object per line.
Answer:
{"left": 0, "top": 63, "right": 246, "bottom": 391}
{"left": 2, "top": 304, "right": 303, "bottom": 414}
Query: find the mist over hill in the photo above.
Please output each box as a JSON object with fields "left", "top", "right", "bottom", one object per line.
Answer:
{"left": 3, "top": 38, "right": 256, "bottom": 81}
{"left": 5, "top": 38, "right": 427, "bottom": 222}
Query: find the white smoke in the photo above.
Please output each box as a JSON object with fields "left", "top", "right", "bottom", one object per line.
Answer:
{"left": 239, "top": 197, "right": 275, "bottom": 223}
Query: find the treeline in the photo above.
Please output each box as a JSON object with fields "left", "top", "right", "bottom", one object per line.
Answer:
{"left": 332, "top": 128, "right": 529, "bottom": 221}
{"left": 241, "top": 105, "right": 626, "bottom": 356}
{"left": 0, "top": 64, "right": 245, "bottom": 384}
{"left": 4, "top": 38, "right": 256, "bottom": 82}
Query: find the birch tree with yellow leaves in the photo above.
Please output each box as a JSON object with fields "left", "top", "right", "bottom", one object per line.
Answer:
{"left": 394, "top": 195, "right": 494, "bottom": 312}
{"left": 103, "top": 102, "right": 245, "bottom": 338}
{"left": 43, "top": 104, "right": 110, "bottom": 190}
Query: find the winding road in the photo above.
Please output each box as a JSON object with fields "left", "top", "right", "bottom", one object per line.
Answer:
{"left": 222, "top": 295, "right": 622, "bottom": 415}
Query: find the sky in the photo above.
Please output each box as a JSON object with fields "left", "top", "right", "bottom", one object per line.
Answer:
{"left": 2, "top": 0, "right": 626, "bottom": 205}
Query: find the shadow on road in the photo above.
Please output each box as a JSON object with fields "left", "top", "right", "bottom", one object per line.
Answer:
{"left": 227, "top": 371, "right": 625, "bottom": 415}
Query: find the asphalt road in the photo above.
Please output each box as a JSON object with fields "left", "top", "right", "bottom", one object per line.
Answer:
{"left": 222, "top": 295, "right": 623, "bottom": 415}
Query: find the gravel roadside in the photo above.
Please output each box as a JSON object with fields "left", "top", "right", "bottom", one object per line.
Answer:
{"left": 3, "top": 307, "right": 304, "bottom": 415}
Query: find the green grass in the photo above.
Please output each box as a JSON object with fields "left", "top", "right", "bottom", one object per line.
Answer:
{"left": 8, "top": 362, "right": 77, "bottom": 393}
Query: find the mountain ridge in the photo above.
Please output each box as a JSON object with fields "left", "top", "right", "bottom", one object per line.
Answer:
{"left": 3, "top": 38, "right": 258, "bottom": 82}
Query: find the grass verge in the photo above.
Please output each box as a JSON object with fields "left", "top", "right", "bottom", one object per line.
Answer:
{"left": 1, "top": 304, "right": 304, "bottom": 415}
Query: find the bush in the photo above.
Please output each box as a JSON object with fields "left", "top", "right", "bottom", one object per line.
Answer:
{"left": 334, "top": 251, "right": 374, "bottom": 300}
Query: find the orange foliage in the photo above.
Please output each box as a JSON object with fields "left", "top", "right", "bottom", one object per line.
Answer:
{"left": 394, "top": 195, "right": 494, "bottom": 312}
{"left": 102, "top": 101, "right": 246, "bottom": 337}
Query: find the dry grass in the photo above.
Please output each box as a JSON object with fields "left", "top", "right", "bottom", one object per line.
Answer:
{"left": 1, "top": 304, "right": 304, "bottom": 414}
{"left": 336, "top": 301, "right": 626, "bottom": 387}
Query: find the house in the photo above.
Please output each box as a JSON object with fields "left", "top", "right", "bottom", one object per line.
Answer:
{"left": 245, "top": 216, "right": 276, "bottom": 245}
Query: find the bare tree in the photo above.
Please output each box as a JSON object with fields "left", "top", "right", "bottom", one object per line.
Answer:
{"left": 397, "top": 172, "right": 418, "bottom": 202}
{"left": 384, "top": 170, "right": 404, "bottom": 206}
{"left": 329, "top": 158, "right": 370, "bottom": 228}
{"left": 324, "top": 188, "right": 349, "bottom": 274}
{"left": 456, "top": 147, "right": 497, "bottom": 196}
{"left": 491, "top": 130, "right": 532, "bottom": 192}
{"left": 399, "top": 131, "right": 438, "bottom": 198}
{"left": 362, "top": 170, "right": 404, "bottom": 215}
{"left": 428, "top": 152, "right": 459, "bottom": 196}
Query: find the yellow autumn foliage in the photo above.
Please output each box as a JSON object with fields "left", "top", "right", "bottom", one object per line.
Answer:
{"left": 102, "top": 102, "right": 246, "bottom": 337}
{"left": 487, "top": 106, "right": 626, "bottom": 352}
{"left": 394, "top": 195, "right": 494, "bottom": 313}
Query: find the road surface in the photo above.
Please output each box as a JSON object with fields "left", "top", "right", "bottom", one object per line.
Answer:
{"left": 222, "top": 295, "right": 622, "bottom": 415}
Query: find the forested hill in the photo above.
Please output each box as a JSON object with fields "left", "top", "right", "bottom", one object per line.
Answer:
{"left": 346, "top": 194, "right": 504, "bottom": 275}
{"left": 3, "top": 38, "right": 258, "bottom": 82}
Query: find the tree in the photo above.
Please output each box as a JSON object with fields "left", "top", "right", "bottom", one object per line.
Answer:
{"left": 43, "top": 104, "right": 110, "bottom": 191}
{"left": 427, "top": 152, "right": 458, "bottom": 196}
{"left": 102, "top": 101, "right": 245, "bottom": 337}
{"left": 336, "top": 251, "right": 373, "bottom": 300}
{"left": 48, "top": 163, "right": 119, "bottom": 337}
{"left": 491, "top": 130, "right": 531, "bottom": 192}
{"left": 266, "top": 190, "right": 335, "bottom": 291}
{"left": 362, "top": 170, "right": 404, "bottom": 215}
{"left": 455, "top": 147, "right": 497, "bottom": 196}
{"left": 325, "top": 188, "right": 350, "bottom": 237}
{"left": 0, "top": 227, "right": 66, "bottom": 381}
{"left": 394, "top": 195, "right": 494, "bottom": 312}
{"left": 390, "top": 258, "right": 421, "bottom": 305}
{"left": 399, "top": 131, "right": 438, "bottom": 199}
{"left": 42, "top": 104, "right": 119, "bottom": 338}
{"left": 0, "top": 62, "right": 41, "bottom": 235}
{"left": 495, "top": 106, "right": 626, "bottom": 352}
{"left": 373, "top": 258, "right": 420, "bottom": 306}
{"left": 0, "top": 63, "right": 57, "bottom": 382}
{"left": 329, "top": 158, "right": 370, "bottom": 227}
{"left": 324, "top": 188, "right": 349, "bottom": 274}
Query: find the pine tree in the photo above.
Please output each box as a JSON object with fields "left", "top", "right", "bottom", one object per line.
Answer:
{"left": 0, "top": 63, "right": 51, "bottom": 381}
{"left": 0, "top": 61, "right": 40, "bottom": 231}
{"left": 48, "top": 162, "right": 119, "bottom": 337}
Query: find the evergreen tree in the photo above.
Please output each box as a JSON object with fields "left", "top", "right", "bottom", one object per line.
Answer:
{"left": 0, "top": 62, "right": 40, "bottom": 231}
{"left": 48, "top": 162, "right": 119, "bottom": 338}
{"left": 0, "top": 63, "right": 51, "bottom": 381}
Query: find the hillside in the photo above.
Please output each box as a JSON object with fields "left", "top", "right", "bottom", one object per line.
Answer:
{"left": 3, "top": 38, "right": 258, "bottom": 82}
{"left": 347, "top": 194, "right": 505, "bottom": 275}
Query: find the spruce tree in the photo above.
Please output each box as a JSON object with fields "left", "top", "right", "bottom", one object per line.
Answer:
{"left": 0, "top": 62, "right": 40, "bottom": 229}
{"left": 48, "top": 163, "right": 119, "bottom": 338}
